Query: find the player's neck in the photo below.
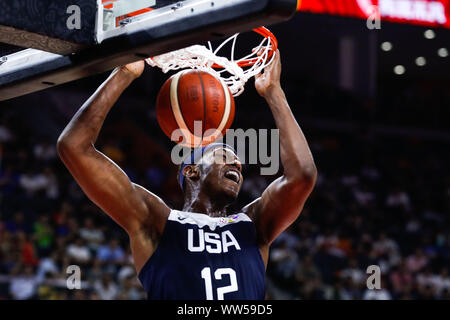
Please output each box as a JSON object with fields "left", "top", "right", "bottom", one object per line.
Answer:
{"left": 182, "top": 193, "right": 229, "bottom": 217}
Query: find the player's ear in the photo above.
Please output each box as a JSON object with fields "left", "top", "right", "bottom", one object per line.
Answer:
{"left": 183, "top": 165, "right": 200, "bottom": 181}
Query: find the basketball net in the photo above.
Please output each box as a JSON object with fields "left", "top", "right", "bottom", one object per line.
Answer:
{"left": 146, "top": 27, "right": 277, "bottom": 97}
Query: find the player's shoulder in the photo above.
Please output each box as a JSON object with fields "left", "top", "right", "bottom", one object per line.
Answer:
{"left": 240, "top": 197, "right": 262, "bottom": 222}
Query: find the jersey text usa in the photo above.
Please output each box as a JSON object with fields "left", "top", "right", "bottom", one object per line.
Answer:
{"left": 187, "top": 229, "right": 241, "bottom": 253}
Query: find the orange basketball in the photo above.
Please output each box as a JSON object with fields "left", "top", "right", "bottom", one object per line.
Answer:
{"left": 156, "top": 70, "right": 235, "bottom": 147}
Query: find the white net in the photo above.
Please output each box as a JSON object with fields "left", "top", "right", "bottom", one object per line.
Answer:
{"left": 146, "top": 31, "right": 276, "bottom": 97}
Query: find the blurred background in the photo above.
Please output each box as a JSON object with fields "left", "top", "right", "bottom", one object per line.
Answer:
{"left": 1, "top": 4, "right": 450, "bottom": 300}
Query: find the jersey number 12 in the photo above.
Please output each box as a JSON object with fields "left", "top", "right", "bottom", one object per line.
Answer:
{"left": 201, "top": 267, "right": 238, "bottom": 300}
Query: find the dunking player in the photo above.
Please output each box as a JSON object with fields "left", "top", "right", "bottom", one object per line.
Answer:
{"left": 57, "top": 50, "right": 317, "bottom": 300}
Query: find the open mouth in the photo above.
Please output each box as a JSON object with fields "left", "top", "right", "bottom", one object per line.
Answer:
{"left": 224, "top": 170, "right": 240, "bottom": 184}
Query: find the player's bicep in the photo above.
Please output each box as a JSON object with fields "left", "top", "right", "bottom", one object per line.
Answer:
{"left": 246, "top": 175, "right": 315, "bottom": 245}
{"left": 59, "top": 146, "right": 159, "bottom": 233}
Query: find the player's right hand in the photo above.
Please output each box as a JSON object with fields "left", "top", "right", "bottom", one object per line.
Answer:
{"left": 254, "top": 49, "right": 282, "bottom": 98}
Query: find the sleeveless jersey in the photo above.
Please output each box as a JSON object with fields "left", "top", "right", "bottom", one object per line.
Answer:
{"left": 138, "top": 210, "right": 266, "bottom": 300}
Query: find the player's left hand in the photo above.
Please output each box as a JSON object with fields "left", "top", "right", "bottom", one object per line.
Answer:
{"left": 255, "top": 49, "right": 282, "bottom": 98}
{"left": 120, "top": 60, "right": 145, "bottom": 79}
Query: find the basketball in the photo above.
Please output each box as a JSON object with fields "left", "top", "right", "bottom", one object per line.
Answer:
{"left": 156, "top": 70, "right": 235, "bottom": 147}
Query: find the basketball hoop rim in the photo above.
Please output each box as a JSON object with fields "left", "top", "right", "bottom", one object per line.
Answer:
{"left": 211, "top": 27, "right": 278, "bottom": 69}
{"left": 145, "top": 26, "right": 278, "bottom": 97}
{"left": 146, "top": 27, "right": 278, "bottom": 69}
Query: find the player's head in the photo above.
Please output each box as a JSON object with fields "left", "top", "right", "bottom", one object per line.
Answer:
{"left": 178, "top": 143, "right": 243, "bottom": 203}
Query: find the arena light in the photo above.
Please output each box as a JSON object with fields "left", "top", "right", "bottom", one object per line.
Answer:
{"left": 394, "top": 65, "right": 406, "bottom": 75}
{"left": 381, "top": 41, "right": 393, "bottom": 52}
{"left": 415, "top": 57, "right": 427, "bottom": 66}
{"left": 424, "top": 29, "right": 436, "bottom": 39}
{"left": 438, "top": 48, "right": 449, "bottom": 57}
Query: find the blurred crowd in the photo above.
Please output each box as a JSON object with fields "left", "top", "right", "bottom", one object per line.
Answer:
{"left": 266, "top": 133, "right": 450, "bottom": 300}
{"left": 0, "top": 112, "right": 147, "bottom": 300}
{"left": 0, "top": 76, "right": 449, "bottom": 300}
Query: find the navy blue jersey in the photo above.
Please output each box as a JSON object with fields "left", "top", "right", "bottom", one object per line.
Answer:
{"left": 138, "top": 210, "right": 266, "bottom": 300}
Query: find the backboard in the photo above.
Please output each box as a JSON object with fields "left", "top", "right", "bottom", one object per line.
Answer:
{"left": 0, "top": 0, "right": 299, "bottom": 101}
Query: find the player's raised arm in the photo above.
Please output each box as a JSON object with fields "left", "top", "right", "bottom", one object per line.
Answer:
{"left": 244, "top": 50, "right": 317, "bottom": 248}
{"left": 57, "top": 61, "right": 170, "bottom": 237}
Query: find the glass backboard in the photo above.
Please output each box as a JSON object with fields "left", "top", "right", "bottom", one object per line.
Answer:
{"left": 0, "top": 0, "right": 299, "bottom": 101}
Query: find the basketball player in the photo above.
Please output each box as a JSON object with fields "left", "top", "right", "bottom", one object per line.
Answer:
{"left": 57, "top": 50, "right": 317, "bottom": 300}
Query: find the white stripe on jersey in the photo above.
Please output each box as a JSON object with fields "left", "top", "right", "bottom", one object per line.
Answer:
{"left": 169, "top": 210, "right": 252, "bottom": 231}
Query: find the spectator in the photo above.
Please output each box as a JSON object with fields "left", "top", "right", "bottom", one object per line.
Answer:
{"left": 87, "top": 259, "right": 104, "bottom": 285}
{"left": 362, "top": 287, "right": 392, "bottom": 300}
{"left": 33, "top": 140, "right": 57, "bottom": 162}
{"left": 72, "top": 290, "right": 88, "bottom": 300}
{"left": 433, "top": 268, "right": 450, "bottom": 296}
{"left": 19, "top": 167, "right": 49, "bottom": 196}
{"left": 362, "top": 279, "right": 392, "bottom": 300}
{"left": 79, "top": 218, "right": 104, "bottom": 251}
{"left": 353, "top": 184, "right": 376, "bottom": 208}
{"left": 36, "top": 253, "right": 60, "bottom": 282}
{"left": 416, "top": 284, "right": 437, "bottom": 300}
{"left": 54, "top": 211, "right": 70, "bottom": 238}
{"left": 42, "top": 167, "right": 59, "bottom": 199}
{"left": 373, "top": 233, "right": 399, "bottom": 257}
{"left": 33, "top": 215, "right": 54, "bottom": 257}
{"left": 416, "top": 267, "right": 436, "bottom": 290}
{"left": 5, "top": 212, "right": 31, "bottom": 235}
{"left": 0, "top": 120, "right": 14, "bottom": 143}
{"left": 390, "top": 262, "right": 414, "bottom": 296}
{"left": 385, "top": 187, "right": 411, "bottom": 212}
{"left": 118, "top": 276, "right": 144, "bottom": 300}
{"left": 0, "top": 165, "right": 20, "bottom": 197}
{"left": 270, "top": 240, "right": 298, "bottom": 283}
{"left": 298, "top": 277, "right": 326, "bottom": 300}
{"left": 66, "top": 238, "right": 92, "bottom": 265}
{"left": 406, "top": 249, "right": 428, "bottom": 274}
{"left": 94, "top": 274, "right": 118, "bottom": 300}
{"left": 295, "top": 255, "right": 321, "bottom": 285}
{"left": 17, "top": 232, "right": 39, "bottom": 267}
{"left": 9, "top": 266, "right": 39, "bottom": 300}
{"left": 340, "top": 259, "right": 365, "bottom": 286}
{"left": 97, "top": 239, "right": 125, "bottom": 265}
{"left": 118, "top": 263, "right": 137, "bottom": 283}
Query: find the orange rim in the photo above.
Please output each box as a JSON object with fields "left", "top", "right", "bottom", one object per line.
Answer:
{"left": 211, "top": 27, "right": 278, "bottom": 69}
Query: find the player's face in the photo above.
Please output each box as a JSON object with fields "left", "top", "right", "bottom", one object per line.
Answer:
{"left": 200, "top": 147, "right": 243, "bottom": 201}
